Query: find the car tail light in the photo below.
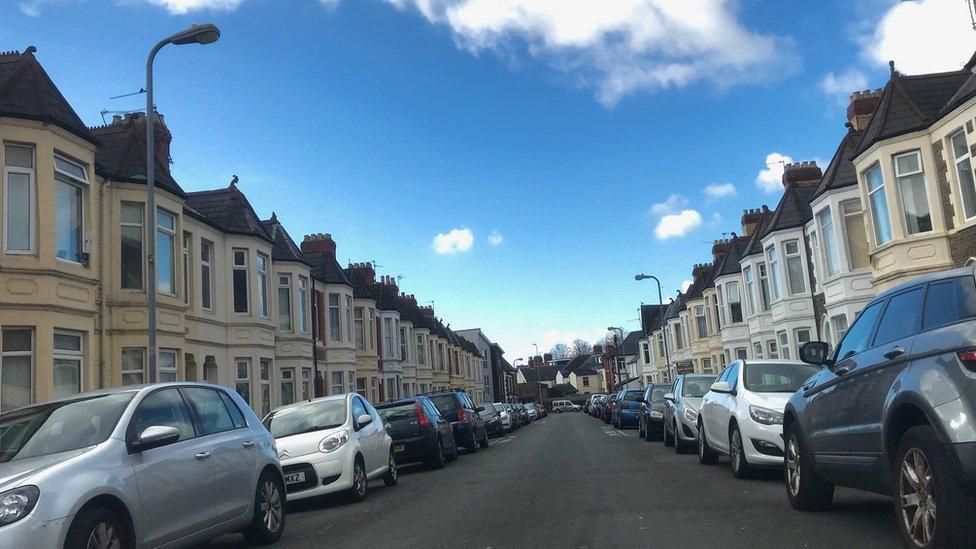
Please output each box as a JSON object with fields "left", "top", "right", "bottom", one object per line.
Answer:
{"left": 457, "top": 408, "right": 467, "bottom": 422}
{"left": 415, "top": 402, "right": 430, "bottom": 427}
{"left": 958, "top": 350, "right": 976, "bottom": 372}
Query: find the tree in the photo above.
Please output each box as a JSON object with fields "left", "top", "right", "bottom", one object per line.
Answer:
{"left": 550, "top": 343, "right": 569, "bottom": 360}
{"left": 568, "top": 339, "right": 591, "bottom": 357}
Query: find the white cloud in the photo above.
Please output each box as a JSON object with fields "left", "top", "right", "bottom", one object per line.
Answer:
{"left": 863, "top": 0, "right": 976, "bottom": 75}
{"left": 650, "top": 193, "right": 689, "bottom": 215}
{"left": 680, "top": 280, "right": 693, "bottom": 293}
{"left": 487, "top": 231, "right": 504, "bottom": 246}
{"left": 145, "top": 0, "right": 245, "bottom": 14}
{"left": 755, "top": 152, "right": 793, "bottom": 194}
{"left": 432, "top": 227, "right": 475, "bottom": 254}
{"left": 820, "top": 69, "right": 869, "bottom": 106}
{"left": 703, "top": 182, "right": 736, "bottom": 198}
{"left": 382, "top": 0, "right": 795, "bottom": 106}
{"left": 654, "top": 209, "right": 702, "bottom": 240}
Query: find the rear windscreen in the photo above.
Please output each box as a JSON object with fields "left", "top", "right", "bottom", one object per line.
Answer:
{"left": 378, "top": 403, "right": 417, "bottom": 422}
{"left": 430, "top": 395, "right": 458, "bottom": 413}
{"left": 623, "top": 391, "right": 643, "bottom": 401}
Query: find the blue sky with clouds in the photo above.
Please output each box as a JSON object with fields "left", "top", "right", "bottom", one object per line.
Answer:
{"left": 4, "top": 0, "right": 974, "bottom": 361}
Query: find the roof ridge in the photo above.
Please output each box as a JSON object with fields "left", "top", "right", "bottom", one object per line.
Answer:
{"left": 890, "top": 74, "right": 928, "bottom": 122}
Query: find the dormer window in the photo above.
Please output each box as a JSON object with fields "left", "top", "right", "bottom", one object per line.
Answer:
{"left": 893, "top": 150, "right": 931, "bottom": 235}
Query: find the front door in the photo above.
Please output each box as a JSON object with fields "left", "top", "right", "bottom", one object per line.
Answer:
{"left": 126, "top": 388, "right": 214, "bottom": 546}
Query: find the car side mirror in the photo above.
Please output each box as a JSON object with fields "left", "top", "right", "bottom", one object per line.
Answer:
{"left": 357, "top": 414, "right": 373, "bottom": 428}
{"left": 799, "top": 341, "right": 832, "bottom": 366}
{"left": 131, "top": 425, "right": 181, "bottom": 452}
{"left": 710, "top": 381, "right": 732, "bottom": 394}
{"left": 663, "top": 393, "right": 675, "bottom": 402}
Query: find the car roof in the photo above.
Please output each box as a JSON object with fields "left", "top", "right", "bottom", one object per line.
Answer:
{"left": 876, "top": 264, "right": 975, "bottom": 298}
{"left": 271, "top": 392, "right": 348, "bottom": 414}
{"left": 376, "top": 397, "right": 425, "bottom": 408}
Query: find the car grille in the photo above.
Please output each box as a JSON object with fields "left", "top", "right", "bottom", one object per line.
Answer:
{"left": 282, "top": 463, "right": 318, "bottom": 493}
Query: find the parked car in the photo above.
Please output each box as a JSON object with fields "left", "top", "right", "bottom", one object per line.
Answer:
{"left": 429, "top": 391, "right": 489, "bottom": 452}
{"left": 513, "top": 403, "right": 530, "bottom": 426}
{"left": 491, "top": 403, "right": 515, "bottom": 432}
{"left": 637, "top": 384, "right": 670, "bottom": 440}
{"left": 0, "top": 383, "right": 285, "bottom": 549}
{"left": 524, "top": 403, "right": 540, "bottom": 420}
{"left": 537, "top": 404, "right": 548, "bottom": 418}
{"left": 663, "top": 374, "right": 716, "bottom": 453}
{"left": 267, "top": 392, "right": 396, "bottom": 503}
{"left": 504, "top": 403, "right": 522, "bottom": 430}
{"left": 611, "top": 389, "right": 644, "bottom": 429}
{"left": 602, "top": 394, "right": 618, "bottom": 423}
{"left": 589, "top": 394, "right": 607, "bottom": 416}
{"left": 697, "top": 360, "right": 820, "bottom": 479}
{"left": 477, "top": 403, "right": 505, "bottom": 438}
{"left": 551, "top": 400, "right": 580, "bottom": 413}
{"left": 785, "top": 267, "right": 976, "bottom": 547}
{"left": 376, "top": 396, "right": 458, "bottom": 469}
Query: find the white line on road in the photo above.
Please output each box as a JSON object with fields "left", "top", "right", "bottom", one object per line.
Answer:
{"left": 615, "top": 429, "right": 630, "bottom": 437}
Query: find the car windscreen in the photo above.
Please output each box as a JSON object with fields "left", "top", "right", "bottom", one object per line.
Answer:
{"left": 429, "top": 394, "right": 458, "bottom": 414}
{"left": 493, "top": 403, "right": 507, "bottom": 412}
{"left": 649, "top": 387, "right": 667, "bottom": 402}
{"left": 377, "top": 403, "right": 417, "bottom": 422}
{"left": 623, "top": 390, "right": 643, "bottom": 401}
{"left": 263, "top": 399, "right": 347, "bottom": 438}
{"left": 0, "top": 392, "right": 134, "bottom": 463}
{"left": 682, "top": 376, "right": 716, "bottom": 397}
{"left": 743, "top": 363, "right": 821, "bottom": 393}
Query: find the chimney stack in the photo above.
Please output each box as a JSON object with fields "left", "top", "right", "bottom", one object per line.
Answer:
{"left": 347, "top": 262, "right": 375, "bottom": 285}
{"left": 113, "top": 111, "right": 172, "bottom": 174}
{"left": 711, "top": 239, "right": 730, "bottom": 263}
{"left": 740, "top": 207, "right": 766, "bottom": 237}
{"left": 301, "top": 233, "right": 337, "bottom": 256}
{"left": 847, "top": 88, "right": 882, "bottom": 132}
{"left": 782, "top": 161, "right": 822, "bottom": 189}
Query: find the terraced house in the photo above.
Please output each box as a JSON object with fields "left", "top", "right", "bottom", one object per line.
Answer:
{"left": 0, "top": 47, "right": 501, "bottom": 413}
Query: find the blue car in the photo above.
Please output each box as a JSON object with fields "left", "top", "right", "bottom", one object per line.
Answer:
{"left": 612, "top": 388, "right": 644, "bottom": 429}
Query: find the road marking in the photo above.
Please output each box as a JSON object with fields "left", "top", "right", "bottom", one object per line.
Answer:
{"left": 615, "top": 429, "right": 630, "bottom": 437}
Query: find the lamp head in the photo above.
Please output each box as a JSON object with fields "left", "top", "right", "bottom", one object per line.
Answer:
{"left": 171, "top": 23, "right": 221, "bottom": 46}
{"left": 635, "top": 274, "right": 649, "bottom": 281}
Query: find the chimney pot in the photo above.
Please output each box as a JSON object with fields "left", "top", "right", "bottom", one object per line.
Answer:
{"left": 300, "top": 233, "right": 337, "bottom": 255}
{"left": 847, "top": 87, "right": 882, "bottom": 132}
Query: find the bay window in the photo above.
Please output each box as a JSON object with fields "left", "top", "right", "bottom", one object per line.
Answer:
{"left": 158, "top": 349, "right": 177, "bottom": 382}
{"left": 865, "top": 163, "right": 892, "bottom": 245}
{"left": 950, "top": 130, "right": 976, "bottom": 220}
{"left": 235, "top": 358, "right": 251, "bottom": 404}
{"left": 200, "top": 240, "right": 214, "bottom": 310}
{"left": 417, "top": 334, "right": 425, "bottom": 365}
{"left": 120, "top": 202, "right": 144, "bottom": 290}
{"left": 257, "top": 253, "right": 269, "bottom": 317}
{"left": 3, "top": 143, "right": 34, "bottom": 253}
{"left": 278, "top": 275, "right": 292, "bottom": 330}
{"left": 280, "top": 368, "right": 295, "bottom": 406}
{"left": 777, "top": 331, "right": 790, "bottom": 360}
{"left": 893, "top": 151, "right": 931, "bottom": 235}
{"left": 400, "top": 327, "right": 407, "bottom": 360}
{"left": 716, "top": 286, "right": 725, "bottom": 327}
{"left": 122, "top": 348, "right": 145, "bottom": 385}
{"left": 1, "top": 327, "right": 33, "bottom": 412}
{"left": 354, "top": 307, "right": 365, "bottom": 349}
{"left": 695, "top": 306, "right": 707, "bottom": 339}
{"left": 345, "top": 296, "right": 353, "bottom": 343}
{"left": 818, "top": 208, "right": 839, "bottom": 277}
{"left": 182, "top": 233, "right": 191, "bottom": 304}
{"left": 752, "top": 341, "right": 763, "bottom": 359}
{"left": 156, "top": 210, "right": 176, "bottom": 295}
{"left": 301, "top": 368, "right": 312, "bottom": 400}
{"left": 53, "top": 330, "right": 83, "bottom": 398}
{"left": 831, "top": 315, "right": 849, "bottom": 344}
{"left": 233, "top": 249, "right": 249, "bottom": 313}
{"left": 348, "top": 370, "right": 356, "bottom": 394}
{"left": 384, "top": 317, "right": 393, "bottom": 356}
{"left": 784, "top": 240, "right": 805, "bottom": 295}
{"left": 329, "top": 294, "right": 341, "bottom": 341}
{"left": 54, "top": 155, "right": 87, "bottom": 263}
{"left": 260, "top": 359, "right": 272, "bottom": 416}
{"left": 298, "top": 277, "right": 309, "bottom": 332}
{"left": 727, "top": 281, "right": 743, "bottom": 323}
{"left": 743, "top": 266, "right": 756, "bottom": 315}
{"left": 841, "top": 199, "right": 870, "bottom": 269}
{"left": 766, "top": 246, "right": 781, "bottom": 300}
{"left": 795, "top": 328, "right": 812, "bottom": 354}
{"left": 758, "top": 262, "right": 772, "bottom": 311}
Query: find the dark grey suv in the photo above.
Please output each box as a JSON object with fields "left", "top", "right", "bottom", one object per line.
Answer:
{"left": 785, "top": 266, "right": 976, "bottom": 548}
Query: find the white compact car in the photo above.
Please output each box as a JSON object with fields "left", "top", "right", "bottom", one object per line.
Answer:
{"left": 264, "top": 393, "right": 396, "bottom": 502}
{"left": 551, "top": 400, "right": 580, "bottom": 413}
{"left": 697, "top": 359, "right": 821, "bottom": 478}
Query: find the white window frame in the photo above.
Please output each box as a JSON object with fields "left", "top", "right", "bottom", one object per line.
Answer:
{"left": 347, "top": 370, "right": 356, "bottom": 394}
{"left": 757, "top": 262, "right": 772, "bottom": 311}
{"left": 743, "top": 266, "right": 756, "bottom": 315}
{"left": 727, "top": 281, "right": 743, "bottom": 324}
{"left": 280, "top": 368, "right": 296, "bottom": 406}
{"left": 235, "top": 358, "right": 252, "bottom": 405}
{"left": 182, "top": 232, "right": 192, "bottom": 305}
{"left": 354, "top": 306, "right": 365, "bottom": 349}
{"left": 122, "top": 347, "right": 146, "bottom": 385}
{"left": 784, "top": 239, "right": 806, "bottom": 296}
{"left": 156, "top": 210, "right": 177, "bottom": 296}
{"left": 200, "top": 239, "right": 215, "bottom": 310}
{"left": 329, "top": 293, "right": 341, "bottom": 342}
{"left": 120, "top": 202, "right": 144, "bottom": 291}
{"left": 950, "top": 130, "right": 976, "bottom": 221}
{"left": 817, "top": 208, "right": 839, "bottom": 277}
{"left": 297, "top": 276, "right": 309, "bottom": 332}
{"left": 259, "top": 358, "right": 272, "bottom": 416}
{"left": 865, "top": 162, "right": 892, "bottom": 245}
{"left": 840, "top": 199, "right": 870, "bottom": 270}
{"left": 256, "top": 253, "right": 270, "bottom": 318}
{"left": 694, "top": 306, "right": 707, "bottom": 339}
{"left": 233, "top": 249, "right": 249, "bottom": 314}
{"left": 278, "top": 274, "right": 293, "bottom": 331}
{"left": 345, "top": 295, "right": 353, "bottom": 344}
{"left": 1, "top": 327, "right": 34, "bottom": 412}
{"left": 52, "top": 329, "right": 84, "bottom": 398}
{"left": 3, "top": 143, "right": 36, "bottom": 254}
{"left": 158, "top": 349, "right": 178, "bottom": 382}
{"left": 301, "top": 367, "right": 312, "bottom": 400}
{"left": 766, "top": 246, "right": 781, "bottom": 300}
{"left": 416, "top": 333, "right": 425, "bottom": 365}
{"left": 53, "top": 154, "right": 88, "bottom": 264}
{"left": 893, "top": 150, "right": 932, "bottom": 236}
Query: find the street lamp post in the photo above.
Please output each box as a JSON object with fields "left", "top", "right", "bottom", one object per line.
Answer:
{"left": 532, "top": 344, "right": 543, "bottom": 405}
{"left": 513, "top": 357, "right": 524, "bottom": 402}
{"left": 145, "top": 24, "right": 220, "bottom": 382}
{"left": 635, "top": 274, "right": 673, "bottom": 381}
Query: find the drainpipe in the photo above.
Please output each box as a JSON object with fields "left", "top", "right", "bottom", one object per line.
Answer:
{"left": 97, "top": 179, "right": 107, "bottom": 389}
{"left": 802, "top": 231, "right": 822, "bottom": 341}
{"left": 310, "top": 279, "right": 320, "bottom": 398}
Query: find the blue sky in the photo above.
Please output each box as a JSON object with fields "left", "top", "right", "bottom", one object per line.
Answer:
{"left": 4, "top": 0, "right": 974, "bottom": 361}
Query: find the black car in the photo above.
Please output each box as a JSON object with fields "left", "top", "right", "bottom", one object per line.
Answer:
{"left": 477, "top": 403, "right": 505, "bottom": 437}
{"left": 785, "top": 267, "right": 976, "bottom": 547}
{"left": 429, "top": 390, "right": 489, "bottom": 452}
{"left": 505, "top": 403, "right": 522, "bottom": 430}
{"left": 377, "top": 396, "right": 458, "bottom": 469}
{"left": 637, "top": 384, "right": 669, "bottom": 440}
{"left": 513, "top": 402, "right": 530, "bottom": 426}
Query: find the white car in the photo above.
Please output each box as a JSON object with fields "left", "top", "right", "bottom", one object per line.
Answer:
{"left": 551, "top": 400, "right": 580, "bottom": 413}
{"left": 264, "top": 393, "right": 397, "bottom": 502}
{"left": 697, "top": 359, "right": 821, "bottom": 478}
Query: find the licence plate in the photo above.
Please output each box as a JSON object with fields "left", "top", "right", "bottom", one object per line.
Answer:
{"left": 394, "top": 443, "right": 405, "bottom": 453}
{"left": 284, "top": 471, "right": 306, "bottom": 485}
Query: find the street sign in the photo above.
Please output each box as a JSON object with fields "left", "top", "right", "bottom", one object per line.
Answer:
{"left": 675, "top": 360, "right": 695, "bottom": 374}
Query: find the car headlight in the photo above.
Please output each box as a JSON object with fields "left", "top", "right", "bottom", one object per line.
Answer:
{"left": 650, "top": 410, "right": 664, "bottom": 419}
{"left": 683, "top": 408, "right": 698, "bottom": 423}
{"left": 0, "top": 486, "right": 39, "bottom": 526}
{"left": 319, "top": 430, "right": 350, "bottom": 453}
{"left": 749, "top": 405, "right": 784, "bottom": 426}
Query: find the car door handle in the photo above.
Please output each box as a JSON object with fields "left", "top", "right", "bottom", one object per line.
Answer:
{"left": 242, "top": 440, "right": 255, "bottom": 448}
{"left": 195, "top": 451, "right": 212, "bottom": 460}
{"left": 884, "top": 347, "right": 905, "bottom": 360}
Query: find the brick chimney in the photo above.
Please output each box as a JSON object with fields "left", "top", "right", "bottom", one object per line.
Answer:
{"left": 740, "top": 207, "right": 766, "bottom": 237}
{"left": 691, "top": 263, "right": 711, "bottom": 280}
{"left": 301, "top": 233, "right": 337, "bottom": 255}
{"left": 782, "top": 161, "right": 822, "bottom": 189}
{"left": 113, "top": 112, "right": 172, "bottom": 173}
{"left": 847, "top": 89, "right": 882, "bottom": 132}
{"left": 711, "top": 239, "right": 730, "bottom": 263}
{"left": 347, "top": 262, "right": 375, "bottom": 284}
{"left": 592, "top": 344, "right": 604, "bottom": 355}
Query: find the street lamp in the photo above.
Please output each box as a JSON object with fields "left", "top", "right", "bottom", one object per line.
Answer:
{"left": 532, "top": 343, "right": 543, "bottom": 405}
{"left": 145, "top": 24, "right": 221, "bottom": 382}
{"left": 635, "top": 273, "right": 673, "bottom": 381}
{"left": 512, "top": 358, "right": 524, "bottom": 402}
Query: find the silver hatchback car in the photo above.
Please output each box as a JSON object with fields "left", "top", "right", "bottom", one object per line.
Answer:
{"left": 0, "top": 383, "right": 284, "bottom": 548}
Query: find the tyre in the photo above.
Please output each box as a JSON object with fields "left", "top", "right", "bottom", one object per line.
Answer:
{"left": 698, "top": 420, "right": 719, "bottom": 465}
{"left": 348, "top": 457, "right": 368, "bottom": 502}
{"left": 894, "top": 425, "right": 976, "bottom": 548}
{"left": 242, "top": 470, "right": 286, "bottom": 545}
{"left": 383, "top": 450, "right": 398, "bottom": 487}
{"left": 428, "top": 437, "right": 446, "bottom": 469}
{"left": 674, "top": 424, "right": 687, "bottom": 454}
{"left": 65, "top": 505, "right": 132, "bottom": 549}
{"left": 446, "top": 434, "right": 460, "bottom": 462}
{"left": 729, "top": 424, "right": 751, "bottom": 479}
{"left": 466, "top": 427, "right": 478, "bottom": 453}
{"left": 663, "top": 422, "right": 674, "bottom": 447}
{"left": 478, "top": 429, "right": 490, "bottom": 449}
{"left": 784, "top": 422, "right": 834, "bottom": 511}
{"left": 638, "top": 419, "right": 646, "bottom": 439}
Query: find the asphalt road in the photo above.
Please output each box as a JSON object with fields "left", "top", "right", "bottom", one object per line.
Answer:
{"left": 204, "top": 413, "right": 903, "bottom": 548}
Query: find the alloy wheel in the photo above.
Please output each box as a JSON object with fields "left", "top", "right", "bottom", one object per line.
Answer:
{"left": 389, "top": 454, "right": 398, "bottom": 482}
{"left": 786, "top": 435, "right": 801, "bottom": 497}
{"left": 86, "top": 521, "right": 121, "bottom": 549}
{"left": 899, "top": 447, "right": 936, "bottom": 547}
{"left": 260, "top": 479, "right": 283, "bottom": 534}
{"left": 355, "top": 462, "right": 367, "bottom": 497}
{"left": 731, "top": 429, "right": 742, "bottom": 471}
{"left": 698, "top": 428, "right": 705, "bottom": 458}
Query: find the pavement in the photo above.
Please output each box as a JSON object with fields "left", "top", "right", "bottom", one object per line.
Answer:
{"left": 203, "top": 413, "right": 903, "bottom": 548}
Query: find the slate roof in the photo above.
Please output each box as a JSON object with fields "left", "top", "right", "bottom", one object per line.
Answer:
{"left": 499, "top": 356, "right": 515, "bottom": 373}
{"left": 91, "top": 114, "right": 186, "bottom": 198}
{"left": 260, "top": 215, "right": 310, "bottom": 266}
{"left": 760, "top": 185, "right": 818, "bottom": 238}
{"left": 853, "top": 68, "right": 970, "bottom": 158}
{"left": 663, "top": 293, "right": 684, "bottom": 321}
{"left": 558, "top": 354, "right": 592, "bottom": 377}
{"left": 375, "top": 282, "right": 403, "bottom": 312}
{"left": 813, "top": 129, "right": 863, "bottom": 200}
{"left": 714, "top": 235, "right": 749, "bottom": 277}
{"left": 305, "top": 250, "right": 352, "bottom": 286}
{"left": 615, "top": 331, "right": 643, "bottom": 357}
{"left": 519, "top": 365, "right": 559, "bottom": 383}
{"left": 684, "top": 264, "right": 713, "bottom": 302}
{"left": 640, "top": 304, "right": 666, "bottom": 334}
{"left": 185, "top": 181, "right": 271, "bottom": 242}
{"left": 0, "top": 47, "right": 94, "bottom": 143}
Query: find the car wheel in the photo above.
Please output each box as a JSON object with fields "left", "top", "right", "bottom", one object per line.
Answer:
{"left": 479, "top": 429, "right": 490, "bottom": 449}
{"left": 466, "top": 427, "right": 478, "bottom": 453}
{"left": 383, "top": 450, "right": 398, "bottom": 487}
{"left": 447, "top": 434, "right": 460, "bottom": 462}
{"left": 698, "top": 420, "right": 719, "bottom": 465}
{"left": 65, "top": 505, "right": 132, "bottom": 549}
{"left": 674, "top": 423, "right": 687, "bottom": 454}
{"left": 241, "top": 470, "right": 286, "bottom": 546}
{"left": 429, "top": 436, "right": 446, "bottom": 469}
{"left": 895, "top": 425, "right": 976, "bottom": 548}
{"left": 664, "top": 422, "right": 674, "bottom": 447}
{"left": 348, "top": 457, "right": 368, "bottom": 502}
{"left": 784, "top": 422, "right": 834, "bottom": 511}
{"left": 729, "top": 424, "right": 751, "bottom": 479}
{"left": 638, "top": 419, "right": 646, "bottom": 439}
